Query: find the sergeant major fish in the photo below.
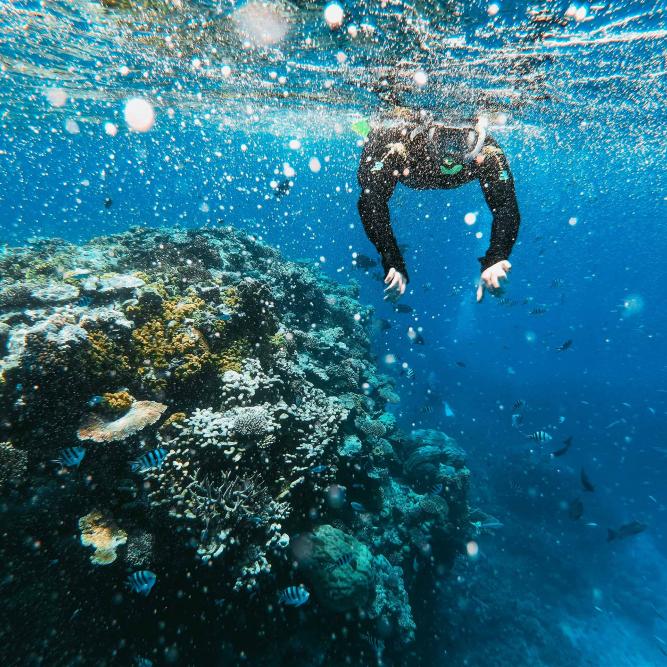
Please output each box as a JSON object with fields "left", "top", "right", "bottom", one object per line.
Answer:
{"left": 53, "top": 446, "right": 86, "bottom": 469}
{"left": 279, "top": 585, "right": 310, "bottom": 607}
{"left": 526, "top": 430, "right": 552, "bottom": 443}
{"left": 127, "top": 570, "right": 157, "bottom": 596}
{"left": 131, "top": 447, "right": 167, "bottom": 473}
{"left": 328, "top": 552, "right": 357, "bottom": 571}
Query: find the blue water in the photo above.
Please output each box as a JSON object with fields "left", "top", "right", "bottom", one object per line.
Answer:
{"left": 1, "top": 0, "right": 667, "bottom": 664}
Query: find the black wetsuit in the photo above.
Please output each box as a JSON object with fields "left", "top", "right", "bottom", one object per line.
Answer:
{"left": 357, "top": 117, "right": 520, "bottom": 282}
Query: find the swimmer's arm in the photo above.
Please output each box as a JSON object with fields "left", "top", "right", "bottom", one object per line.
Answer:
{"left": 357, "top": 130, "right": 408, "bottom": 281}
{"left": 476, "top": 143, "right": 521, "bottom": 271}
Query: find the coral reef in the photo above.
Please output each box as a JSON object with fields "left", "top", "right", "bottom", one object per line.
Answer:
{"left": 0, "top": 227, "right": 472, "bottom": 665}
{"left": 78, "top": 509, "right": 128, "bottom": 565}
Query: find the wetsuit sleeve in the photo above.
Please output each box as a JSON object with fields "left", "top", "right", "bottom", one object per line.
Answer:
{"left": 476, "top": 140, "right": 521, "bottom": 272}
{"left": 357, "top": 129, "right": 408, "bottom": 281}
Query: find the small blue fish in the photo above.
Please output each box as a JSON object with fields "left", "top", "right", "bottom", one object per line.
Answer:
{"left": 131, "top": 447, "right": 167, "bottom": 473}
{"left": 309, "top": 464, "right": 328, "bottom": 474}
{"left": 53, "top": 446, "right": 86, "bottom": 468}
{"left": 216, "top": 309, "right": 232, "bottom": 322}
{"left": 350, "top": 501, "right": 366, "bottom": 512}
{"left": 279, "top": 585, "right": 310, "bottom": 607}
{"left": 127, "top": 570, "right": 157, "bottom": 596}
{"left": 87, "top": 395, "right": 105, "bottom": 408}
{"left": 77, "top": 296, "right": 93, "bottom": 308}
{"left": 526, "top": 430, "right": 552, "bottom": 443}
{"left": 430, "top": 483, "right": 443, "bottom": 495}
{"left": 328, "top": 552, "right": 357, "bottom": 571}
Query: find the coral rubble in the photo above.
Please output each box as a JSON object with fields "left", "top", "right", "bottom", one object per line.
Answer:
{"left": 0, "top": 227, "right": 472, "bottom": 665}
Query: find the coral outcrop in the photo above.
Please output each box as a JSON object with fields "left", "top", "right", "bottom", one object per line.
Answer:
{"left": 0, "top": 227, "right": 472, "bottom": 665}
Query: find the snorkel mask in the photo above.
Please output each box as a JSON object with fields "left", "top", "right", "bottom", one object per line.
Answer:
{"left": 425, "top": 116, "right": 488, "bottom": 164}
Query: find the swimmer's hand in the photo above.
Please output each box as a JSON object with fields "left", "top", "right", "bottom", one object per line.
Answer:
{"left": 476, "top": 260, "right": 511, "bottom": 303}
{"left": 384, "top": 268, "right": 407, "bottom": 302}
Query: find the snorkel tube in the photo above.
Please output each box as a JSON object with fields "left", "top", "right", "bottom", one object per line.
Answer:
{"left": 462, "top": 116, "right": 488, "bottom": 163}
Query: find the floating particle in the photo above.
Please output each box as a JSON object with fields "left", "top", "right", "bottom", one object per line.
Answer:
{"left": 288, "top": 139, "right": 301, "bottom": 150}
{"left": 575, "top": 5, "right": 587, "bottom": 21}
{"left": 65, "top": 119, "right": 80, "bottom": 134}
{"left": 464, "top": 212, "right": 477, "bottom": 225}
{"left": 525, "top": 330, "right": 536, "bottom": 343}
{"left": 324, "top": 2, "right": 344, "bottom": 29}
{"left": 124, "top": 98, "right": 155, "bottom": 132}
{"left": 621, "top": 294, "right": 644, "bottom": 318}
{"left": 568, "top": 216, "right": 577, "bottom": 226}
{"left": 283, "top": 163, "right": 295, "bottom": 177}
{"left": 221, "top": 65, "right": 232, "bottom": 78}
{"left": 308, "top": 157, "right": 321, "bottom": 173}
{"left": 413, "top": 70, "right": 428, "bottom": 87}
{"left": 487, "top": 3, "right": 500, "bottom": 16}
{"left": 104, "top": 122, "right": 118, "bottom": 137}
{"left": 45, "top": 87, "right": 67, "bottom": 108}
{"left": 232, "top": 1, "right": 288, "bottom": 46}
{"left": 119, "top": 65, "right": 130, "bottom": 76}
{"left": 475, "top": 231, "right": 483, "bottom": 239}
{"left": 466, "top": 541, "right": 479, "bottom": 558}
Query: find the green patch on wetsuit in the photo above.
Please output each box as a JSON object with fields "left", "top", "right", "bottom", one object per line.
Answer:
{"left": 351, "top": 118, "right": 371, "bottom": 138}
{"left": 439, "top": 157, "right": 463, "bottom": 176}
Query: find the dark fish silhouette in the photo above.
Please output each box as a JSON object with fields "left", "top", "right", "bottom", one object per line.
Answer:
{"left": 551, "top": 436, "right": 573, "bottom": 458}
{"left": 568, "top": 498, "right": 584, "bottom": 520}
{"left": 273, "top": 178, "right": 292, "bottom": 199}
{"left": 104, "top": 197, "right": 113, "bottom": 209}
{"left": 530, "top": 306, "right": 547, "bottom": 315}
{"left": 512, "top": 399, "right": 526, "bottom": 411}
{"left": 353, "top": 254, "right": 377, "bottom": 269}
{"left": 378, "top": 318, "right": 392, "bottom": 331}
{"left": 456, "top": 360, "right": 466, "bottom": 367}
{"left": 557, "top": 339, "right": 573, "bottom": 351}
{"left": 394, "top": 304, "right": 413, "bottom": 314}
{"left": 607, "top": 521, "right": 647, "bottom": 541}
{"left": 580, "top": 468, "right": 595, "bottom": 492}
{"left": 413, "top": 333, "right": 425, "bottom": 345}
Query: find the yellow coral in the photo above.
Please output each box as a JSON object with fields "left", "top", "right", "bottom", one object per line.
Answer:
{"left": 78, "top": 509, "right": 127, "bottom": 565}
{"left": 213, "top": 338, "right": 250, "bottom": 374}
{"left": 222, "top": 287, "right": 240, "bottom": 309}
{"left": 161, "top": 412, "right": 186, "bottom": 429}
{"left": 102, "top": 391, "right": 134, "bottom": 413}
{"left": 87, "top": 331, "right": 131, "bottom": 378}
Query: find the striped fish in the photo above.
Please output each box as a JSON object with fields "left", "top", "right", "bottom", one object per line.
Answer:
{"left": 526, "top": 430, "right": 552, "bottom": 443}
{"left": 430, "top": 483, "right": 443, "bottom": 495}
{"left": 127, "top": 570, "right": 157, "bottom": 596}
{"left": 512, "top": 399, "right": 526, "bottom": 411}
{"left": 53, "top": 446, "right": 86, "bottom": 468}
{"left": 328, "top": 552, "right": 357, "bottom": 572}
{"left": 278, "top": 585, "right": 310, "bottom": 607}
{"left": 350, "top": 501, "right": 366, "bottom": 512}
{"left": 131, "top": 447, "right": 167, "bottom": 473}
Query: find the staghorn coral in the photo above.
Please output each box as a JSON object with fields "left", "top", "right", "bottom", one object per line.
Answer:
{"left": 78, "top": 509, "right": 128, "bottom": 565}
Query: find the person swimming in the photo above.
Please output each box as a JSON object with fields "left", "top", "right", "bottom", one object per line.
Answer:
{"left": 356, "top": 106, "right": 520, "bottom": 302}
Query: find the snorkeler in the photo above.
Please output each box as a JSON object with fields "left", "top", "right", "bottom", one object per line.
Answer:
{"left": 356, "top": 107, "right": 520, "bottom": 302}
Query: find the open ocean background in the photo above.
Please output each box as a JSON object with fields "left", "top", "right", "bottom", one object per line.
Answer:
{"left": 1, "top": 0, "right": 666, "bottom": 664}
